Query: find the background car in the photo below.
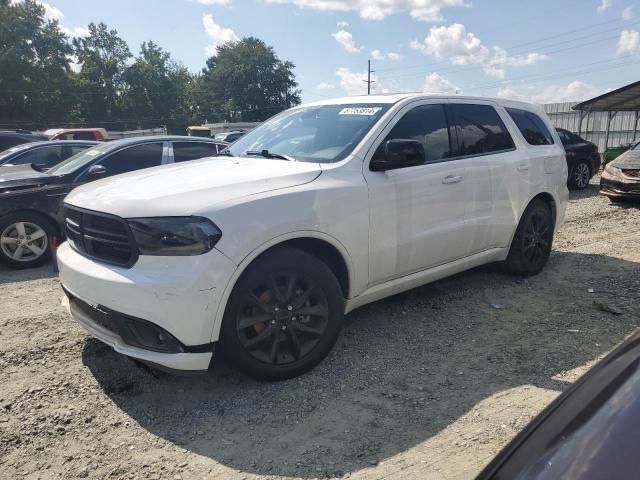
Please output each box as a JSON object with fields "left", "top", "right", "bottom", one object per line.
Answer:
{"left": 477, "top": 328, "right": 640, "bottom": 480}
{"left": 0, "top": 140, "right": 97, "bottom": 168}
{"left": 556, "top": 127, "right": 601, "bottom": 190}
{"left": 46, "top": 128, "right": 109, "bottom": 141}
{"left": 186, "top": 126, "right": 212, "bottom": 137}
{"left": 0, "top": 136, "right": 227, "bottom": 269}
{"left": 600, "top": 142, "right": 640, "bottom": 201}
{"left": 0, "top": 129, "right": 48, "bottom": 151}
{"left": 214, "top": 130, "right": 246, "bottom": 143}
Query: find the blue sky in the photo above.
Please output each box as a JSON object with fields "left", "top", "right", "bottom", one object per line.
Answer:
{"left": 38, "top": 0, "right": 640, "bottom": 104}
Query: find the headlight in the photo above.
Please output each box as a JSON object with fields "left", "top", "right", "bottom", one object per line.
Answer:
{"left": 127, "top": 217, "right": 222, "bottom": 256}
{"left": 604, "top": 163, "right": 622, "bottom": 178}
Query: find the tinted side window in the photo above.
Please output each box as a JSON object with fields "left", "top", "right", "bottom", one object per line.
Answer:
{"left": 12, "top": 146, "right": 63, "bottom": 167}
{"left": 557, "top": 130, "right": 571, "bottom": 146}
{"left": 375, "top": 104, "right": 452, "bottom": 162}
{"left": 450, "top": 104, "right": 515, "bottom": 156}
{"left": 506, "top": 108, "right": 554, "bottom": 146}
{"left": 172, "top": 142, "right": 219, "bottom": 163}
{"left": 96, "top": 143, "right": 163, "bottom": 176}
{"left": 73, "top": 132, "right": 97, "bottom": 140}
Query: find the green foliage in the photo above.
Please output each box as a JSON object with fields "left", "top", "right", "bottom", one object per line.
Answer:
{"left": 0, "top": 4, "right": 301, "bottom": 132}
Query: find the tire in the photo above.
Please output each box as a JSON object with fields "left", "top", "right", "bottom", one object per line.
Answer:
{"left": 221, "top": 247, "right": 345, "bottom": 381}
{"left": 504, "top": 199, "right": 554, "bottom": 276}
{"left": 568, "top": 160, "right": 591, "bottom": 190}
{"left": 0, "top": 213, "right": 55, "bottom": 269}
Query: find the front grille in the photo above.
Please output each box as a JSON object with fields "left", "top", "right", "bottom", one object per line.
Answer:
{"left": 64, "top": 205, "right": 138, "bottom": 267}
{"left": 622, "top": 169, "right": 640, "bottom": 179}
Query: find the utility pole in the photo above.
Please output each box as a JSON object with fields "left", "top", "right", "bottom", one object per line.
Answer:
{"left": 363, "top": 59, "right": 375, "bottom": 95}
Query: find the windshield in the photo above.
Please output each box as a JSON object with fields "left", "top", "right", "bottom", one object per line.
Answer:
{"left": 224, "top": 103, "right": 390, "bottom": 163}
{"left": 47, "top": 144, "right": 109, "bottom": 176}
{"left": 0, "top": 144, "right": 31, "bottom": 162}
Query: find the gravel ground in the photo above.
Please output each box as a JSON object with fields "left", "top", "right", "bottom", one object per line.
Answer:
{"left": 1, "top": 178, "right": 639, "bottom": 480}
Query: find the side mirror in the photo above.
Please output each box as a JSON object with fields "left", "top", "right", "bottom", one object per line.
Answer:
{"left": 370, "top": 139, "right": 426, "bottom": 172}
{"left": 87, "top": 164, "right": 106, "bottom": 177}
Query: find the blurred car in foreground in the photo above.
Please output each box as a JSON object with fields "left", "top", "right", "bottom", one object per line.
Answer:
{"left": 0, "top": 140, "right": 97, "bottom": 168}
{"left": 0, "top": 129, "right": 48, "bottom": 151}
{"left": 45, "top": 128, "right": 109, "bottom": 141}
{"left": 556, "top": 128, "right": 600, "bottom": 190}
{"left": 600, "top": 142, "right": 640, "bottom": 201}
{"left": 0, "top": 136, "right": 227, "bottom": 269}
{"left": 477, "top": 329, "right": 640, "bottom": 480}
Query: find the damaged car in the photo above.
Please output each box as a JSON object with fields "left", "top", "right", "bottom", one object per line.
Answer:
{"left": 600, "top": 142, "right": 640, "bottom": 201}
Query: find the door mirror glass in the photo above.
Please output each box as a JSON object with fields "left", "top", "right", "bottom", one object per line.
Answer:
{"left": 370, "top": 139, "right": 426, "bottom": 171}
{"left": 87, "top": 164, "right": 106, "bottom": 177}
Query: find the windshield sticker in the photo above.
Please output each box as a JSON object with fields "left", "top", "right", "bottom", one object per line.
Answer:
{"left": 338, "top": 107, "right": 382, "bottom": 116}
{"left": 85, "top": 150, "right": 101, "bottom": 156}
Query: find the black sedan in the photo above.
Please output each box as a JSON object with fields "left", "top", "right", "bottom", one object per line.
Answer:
{"left": 556, "top": 128, "right": 601, "bottom": 190}
{"left": 600, "top": 143, "right": 640, "bottom": 201}
{"left": 0, "top": 136, "right": 227, "bottom": 269}
{"left": 0, "top": 129, "right": 48, "bottom": 150}
{"left": 0, "top": 140, "right": 97, "bottom": 168}
{"left": 478, "top": 328, "right": 640, "bottom": 480}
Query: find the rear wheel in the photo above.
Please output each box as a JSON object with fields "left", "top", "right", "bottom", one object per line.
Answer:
{"left": 504, "top": 200, "right": 554, "bottom": 276}
{"left": 0, "top": 213, "right": 55, "bottom": 269}
{"left": 568, "top": 160, "right": 591, "bottom": 190}
{"left": 221, "top": 248, "right": 345, "bottom": 380}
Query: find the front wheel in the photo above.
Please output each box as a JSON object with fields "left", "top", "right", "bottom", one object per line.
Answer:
{"left": 0, "top": 213, "right": 55, "bottom": 269}
{"left": 221, "top": 248, "right": 345, "bottom": 380}
{"left": 504, "top": 200, "right": 554, "bottom": 276}
{"left": 568, "top": 160, "right": 591, "bottom": 190}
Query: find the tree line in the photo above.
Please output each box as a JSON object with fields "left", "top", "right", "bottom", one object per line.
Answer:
{"left": 0, "top": 0, "right": 301, "bottom": 133}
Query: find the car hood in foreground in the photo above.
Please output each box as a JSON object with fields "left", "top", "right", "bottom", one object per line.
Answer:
{"left": 611, "top": 149, "right": 640, "bottom": 169}
{"left": 0, "top": 165, "right": 54, "bottom": 193}
{"left": 64, "top": 157, "right": 323, "bottom": 217}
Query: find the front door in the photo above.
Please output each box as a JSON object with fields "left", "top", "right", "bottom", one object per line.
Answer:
{"left": 364, "top": 102, "right": 470, "bottom": 285}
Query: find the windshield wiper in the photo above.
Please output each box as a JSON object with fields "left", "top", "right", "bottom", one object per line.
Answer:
{"left": 245, "top": 150, "right": 296, "bottom": 162}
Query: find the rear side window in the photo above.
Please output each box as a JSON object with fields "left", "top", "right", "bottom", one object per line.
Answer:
{"left": 95, "top": 143, "right": 163, "bottom": 177}
{"left": 172, "top": 142, "right": 220, "bottom": 162}
{"left": 375, "top": 104, "right": 452, "bottom": 162}
{"left": 506, "top": 108, "right": 554, "bottom": 146}
{"left": 449, "top": 104, "right": 515, "bottom": 157}
{"left": 11, "top": 146, "right": 64, "bottom": 167}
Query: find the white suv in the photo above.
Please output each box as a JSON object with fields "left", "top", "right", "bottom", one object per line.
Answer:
{"left": 58, "top": 94, "right": 568, "bottom": 380}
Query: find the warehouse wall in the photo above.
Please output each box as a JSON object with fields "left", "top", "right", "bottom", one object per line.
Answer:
{"left": 542, "top": 102, "right": 639, "bottom": 152}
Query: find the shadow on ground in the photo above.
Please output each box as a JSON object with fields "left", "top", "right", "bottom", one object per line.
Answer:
{"left": 82, "top": 251, "right": 640, "bottom": 478}
{"left": 0, "top": 263, "right": 57, "bottom": 284}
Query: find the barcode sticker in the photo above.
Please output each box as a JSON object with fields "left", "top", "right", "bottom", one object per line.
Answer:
{"left": 338, "top": 107, "right": 382, "bottom": 116}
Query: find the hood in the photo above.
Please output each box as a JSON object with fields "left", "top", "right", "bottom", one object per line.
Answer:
{"left": 65, "top": 157, "right": 322, "bottom": 217}
{"left": 611, "top": 149, "right": 640, "bottom": 169}
{"left": 0, "top": 164, "right": 54, "bottom": 193}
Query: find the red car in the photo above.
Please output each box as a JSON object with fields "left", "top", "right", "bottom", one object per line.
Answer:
{"left": 47, "top": 128, "right": 109, "bottom": 141}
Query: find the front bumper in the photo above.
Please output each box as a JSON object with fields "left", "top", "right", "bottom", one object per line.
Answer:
{"left": 57, "top": 242, "right": 238, "bottom": 371}
{"left": 600, "top": 173, "right": 640, "bottom": 198}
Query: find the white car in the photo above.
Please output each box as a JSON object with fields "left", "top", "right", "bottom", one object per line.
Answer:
{"left": 58, "top": 94, "right": 568, "bottom": 380}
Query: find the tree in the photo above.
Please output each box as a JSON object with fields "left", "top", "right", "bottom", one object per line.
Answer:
{"left": 0, "top": 0, "right": 75, "bottom": 129}
{"left": 73, "top": 22, "right": 131, "bottom": 127}
{"left": 200, "top": 37, "right": 300, "bottom": 122}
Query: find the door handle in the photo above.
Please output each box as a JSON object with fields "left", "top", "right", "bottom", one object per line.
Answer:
{"left": 442, "top": 175, "right": 463, "bottom": 184}
{"left": 517, "top": 163, "right": 529, "bottom": 172}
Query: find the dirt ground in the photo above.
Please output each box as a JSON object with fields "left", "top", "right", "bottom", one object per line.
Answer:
{"left": 1, "top": 178, "right": 639, "bottom": 480}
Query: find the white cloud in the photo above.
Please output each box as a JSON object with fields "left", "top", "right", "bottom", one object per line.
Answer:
{"left": 597, "top": 0, "right": 611, "bottom": 14}
{"left": 617, "top": 29, "right": 640, "bottom": 54}
{"left": 336, "top": 67, "right": 385, "bottom": 95}
{"left": 332, "top": 29, "right": 363, "bottom": 53}
{"left": 203, "top": 14, "right": 239, "bottom": 55}
{"left": 497, "top": 81, "right": 604, "bottom": 104}
{"left": 317, "top": 82, "right": 336, "bottom": 90}
{"left": 370, "top": 49, "right": 403, "bottom": 61}
{"left": 423, "top": 73, "right": 461, "bottom": 94}
{"left": 622, "top": 5, "right": 633, "bottom": 20}
{"left": 265, "top": 0, "right": 468, "bottom": 22}
{"left": 61, "top": 25, "right": 89, "bottom": 37}
{"left": 411, "top": 23, "right": 546, "bottom": 78}
{"left": 337, "top": 20, "right": 349, "bottom": 28}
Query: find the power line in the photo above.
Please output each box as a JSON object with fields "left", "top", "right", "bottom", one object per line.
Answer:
{"left": 362, "top": 59, "right": 376, "bottom": 95}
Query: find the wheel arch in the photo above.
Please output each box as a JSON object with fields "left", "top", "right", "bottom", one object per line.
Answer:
{"left": 506, "top": 192, "right": 557, "bottom": 253}
{"left": 0, "top": 209, "right": 61, "bottom": 238}
{"left": 209, "top": 232, "right": 354, "bottom": 343}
